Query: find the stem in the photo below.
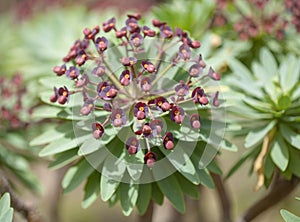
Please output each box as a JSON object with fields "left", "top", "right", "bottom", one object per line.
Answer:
{"left": 237, "top": 175, "right": 300, "bottom": 222}
{"left": 211, "top": 173, "right": 232, "bottom": 222}
{"left": 0, "top": 174, "right": 44, "bottom": 222}
{"left": 151, "top": 63, "right": 173, "bottom": 87}
{"left": 102, "top": 60, "right": 124, "bottom": 90}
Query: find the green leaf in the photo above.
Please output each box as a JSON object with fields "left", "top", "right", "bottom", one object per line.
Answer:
{"left": 30, "top": 123, "right": 73, "bottom": 146}
{"left": 260, "top": 48, "right": 277, "bottom": 79}
{"left": 48, "top": 149, "right": 79, "bottom": 170}
{"left": 62, "top": 159, "right": 95, "bottom": 193}
{"left": 197, "top": 169, "right": 214, "bottom": 189}
{"left": 155, "top": 174, "right": 185, "bottom": 213}
{"left": 277, "top": 95, "right": 291, "bottom": 110}
{"left": 100, "top": 175, "right": 120, "bottom": 202}
{"left": 136, "top": 183, "right": 152, "bottom": 215}
{"left": 281, "top": 209, "right": 300, "bottom": 222}
{"left": 160, "top": 144, "right": 200, "bottom": 185}
{"left": 225, "top": 148, "right": 259, "bottom": 179}
{"left": 288, "top": 148, "right": 300, "bottom": 177}
{"left": 264, "top": 153, "right": 274, "bottom": 179}
{"left": 120, "top": 182, "right": 139, "bottom": 216}
{"left": 270, "top": 134, "right": 289, "bottom": 171}
{"left": 176, "top": 173, "right": 199, "bottom": 199}
{"left": 244, "top": 120, "right": 277, "bottom": 148}
{"left": 125, "top": 150, "right": 144, "bottom": 181}
{"left": 0, "top": 193, "right": 13, "bottom": 222}
{"left": 279, "top": 55, "right": 300, "bottom": 93}
{"left": 207, "top": 160, "right": 223, "bottom": 175}
{"left": 151, "top": 182, "right": 164, "bottom": 205}
{"left": 280, "top": 124, "right": 300, "bottom": 150}
{"left": 82, "top": 172, "right": 101, "bottom": 209}
{"left": 39, "top": 132, "right": 90, "bottom": 156}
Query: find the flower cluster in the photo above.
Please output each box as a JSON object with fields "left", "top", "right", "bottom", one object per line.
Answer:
{"left": 285, "top": 0, "right": 300, "bottom": 33}
{"left": 212, "top": 0, "right": 300, "bottom": 40}
{"left": 0, "top": 74, "right": 29, "bottom": 129}
{"left": 51, "top": 14, "right": 220, "bottom": 167}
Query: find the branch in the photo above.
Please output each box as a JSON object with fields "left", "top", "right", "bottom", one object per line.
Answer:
{"left": 0, "top": 174, "right": 44, "bottom": 222}
{"left": 211, "top": 173, "right": 232, "bottom": 222}
{"left": 237, "top": 175, "right": 300, "bottom": 222}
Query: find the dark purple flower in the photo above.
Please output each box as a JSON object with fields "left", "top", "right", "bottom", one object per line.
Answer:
{"left": 92, "top": 122, "right": 105, "bottom": 139}
{"left": 119, "top": 70, "right": 132, "bottom": 86}
{"left": 57, "top": 86, "right": 70, "bottom": 104}
{"left": 97, "top": 82, "right": 118, "bottom": 100}
{"left": 190, "top": 114, "right": 201, "bottom": 129}
{"left": 178, "top": 44, "right": 191, "bottom": 60}
{"left": 155, "top": 97, "right": 171, "bottom": 112}
{"left": 121, "top": 57, "right": 137, "bottom": 66}
{"left": 66, "top": 66, "right": 80, "bottom": 80}
{"left": 144, "top": 151, "right": 157, "bottom": 167}
{"left": 160, "top": 25, "right": 173, "bottom": 39}
{"left": 102, "top": 17, "right": 116, "bottom": 32}
{"left": 126, "top": 137, "right": 140, "bottom": 154}
{"left": 140, "top": 77, "right": 152, "bottom": 92}
{"left": 53, "top": 64, "right": 66, "bottom": 76}
{"left": 126, "top": 18, "right": 139, "bottom": 33}
{"left": 142, "top": 123, "right": 153, "bottom": 137}
{"left": 163, "top": 132, "right": 175, "bottom": 150}
{"left": 116, "top": 27, "right": 127, "bottom": 38}
{"left": 92, "top": 64, "right": 106, "bottom": 77}
{"left": 150, "top": 119, "right": 164, "bottom": 135}
{"left": 83, "top": 25, "right": 100, "bottom": 40}
{"left": 103, "top": 103, "right": 112, "bottom": 112}
{"left": 134, "top": 102, "right": 148, "bottom": 120}
{"left": 175, "top": 81, "right": 189, "bottom": 97}
{"left": 170, "top": 106, "right": 185, "bottom": 124}
{"left": 75, "top": 50, "right": 88, "bottom": 66}
{"left": 76, "top": 74, "right": 89, "bottom": 88}
{"left": 95, "top": 37, "right": 108, "bottom": 52}
{"left": 152, "top": 18, "right": 166, "bottom": 27}
{"left": 50, "top": 87, "right": 58, "bottom": 103}
{"left": 192, "top": 87, "right": 209, "bottom": 105}
{"left": 130, "top": 33, "right": 144, "bottom": 47}
{"left": 189, "top": 64, "right": 203, "bottom": 77}
{"left": 141, "top": 61, "right": 156, "bottom": 73}
{"left": 111, "top": 108, "right": 126, "bottom": 127}
{"left": 142, "top": 26, "right": 156, "bottom": 37}
{"left": 80, "top": 99, "right": 94, "bottom": 115}
{"left": 207, "top": 67, "right": 221, "bottom": 80}
{"left": 127, "top": 13, "right": 141, "bottom": 20}
{"left": 189, "top": 40, "right": 201, "bottom": 49}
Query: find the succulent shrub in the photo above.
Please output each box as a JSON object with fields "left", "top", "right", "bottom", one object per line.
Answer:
{"left": 31, "top": 13, "right": 235, "bottom": 215}
{"left": 225, "top": 48, "right": 300, "bottom": 189}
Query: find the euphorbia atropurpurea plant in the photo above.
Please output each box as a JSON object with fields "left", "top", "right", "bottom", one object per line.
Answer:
{"left": 225, "top": 48, "right": 300, "bottom": 222}
{"left": 31, "top": 13, "right": 234, "bottom": 216}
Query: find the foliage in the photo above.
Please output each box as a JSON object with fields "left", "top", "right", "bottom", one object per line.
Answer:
{"left": 0, "top": 193, "right": 13, "bottom": 222}
{"left": 29, "top": 11, "right": 237, "bottom": 215}
{"left": 225, "top": 48, "right": 300, "bottom": 189}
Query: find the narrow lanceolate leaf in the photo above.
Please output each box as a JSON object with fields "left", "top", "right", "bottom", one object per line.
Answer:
{"left": 39, "top": 132, "right": 90, "bottom": 156}
{"left": 160, "top": 145, "right": 200, "bottom": 185}
{"left": 62, "top": 159, "right": 95, "bottom": 193}
{"left": 281, "top": 209, "right": 300, "bottom": 222}
{"left": 270, "top": 134, "right": 289, "bottom": 172}
{"left": 136, "top": 183, "right": 152, "bottom": 215}
{"left": 120, "top": 182, "right": 139, "bottom": 216}
{"left": 244, "top": 120, "right": 277, "bottom": 148}
{"left": 151, "top": 182, "right": 164, "bottom": 205}
{"left": 280, "top": 124, "right": 300, "bottom": 150}
{"left": 176, "top": 173, "right": 199, "bottom": 199}
{"left": 82, "top": 172, "right": 101, "bottom": 209}
{"left": 100, "top": 175, "right": 120, "bottom": 202}
{"left": 260, "top": 48, "right": 277, "bottom": 79}
{"left": 49, "top": 149, "right": 79, "bottom": 170}
{"left": 279, "top": 55, "right": 300, "bottom": 93}
{"left": 125, "top": 150, "right": 144, "bottom": 181}
{"left": 154, "top": 174, "right": 185, "bottom": 213}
